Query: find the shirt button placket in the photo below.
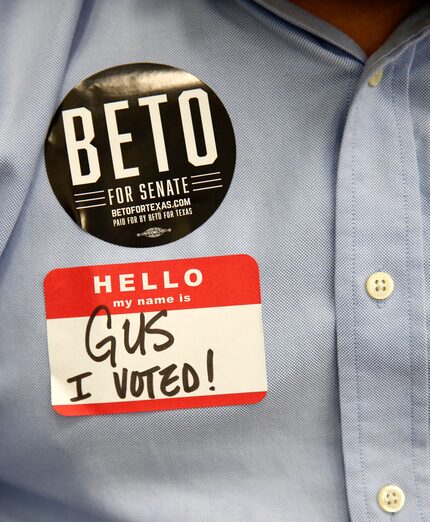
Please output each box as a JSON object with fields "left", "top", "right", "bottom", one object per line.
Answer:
{"left": 335, "top": 48, "right": 430, "bottom": 521}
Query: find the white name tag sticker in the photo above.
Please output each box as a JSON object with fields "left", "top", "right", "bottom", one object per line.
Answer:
{"left": 44, "top": 255, "right": 267, "bottom": 416}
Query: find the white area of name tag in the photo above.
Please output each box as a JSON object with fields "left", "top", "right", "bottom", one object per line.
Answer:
{"left": 44, "top": 255, "right": 267, "bottom": 416}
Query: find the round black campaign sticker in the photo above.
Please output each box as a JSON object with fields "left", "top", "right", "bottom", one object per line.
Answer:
{"left": 45, "top": 63, "right": 236, "bottom": 247}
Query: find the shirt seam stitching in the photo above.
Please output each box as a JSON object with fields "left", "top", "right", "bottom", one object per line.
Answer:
{"left": 350, "top": 96, "right": 372, "bottom": 521}
{"left": 391, "top": 44, "right": 425, "bottom": 521}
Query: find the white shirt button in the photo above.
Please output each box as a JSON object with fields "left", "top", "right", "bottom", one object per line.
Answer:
{"left": 377, "top": 484, "right": 405, "bottom": 513}
{"left": 366, "top": 272, "right": 394, "bottom": 300}
{"left": 368, "top": 67, "right": 383, "bottom": 87}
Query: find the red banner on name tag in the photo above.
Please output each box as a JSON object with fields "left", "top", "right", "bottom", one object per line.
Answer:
{"left": 45, "top": 254, "right": 261, "bottom": 319}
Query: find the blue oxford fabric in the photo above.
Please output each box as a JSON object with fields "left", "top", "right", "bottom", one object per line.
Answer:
{"left": 0, "top": 0, "right": 429, "bottom": 520}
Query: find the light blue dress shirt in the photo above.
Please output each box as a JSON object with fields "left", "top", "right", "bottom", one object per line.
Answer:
{"left": 0, "top": 1, "right": 429, "bottom": 520}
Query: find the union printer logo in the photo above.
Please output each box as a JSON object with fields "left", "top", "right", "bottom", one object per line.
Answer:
{"left": 45, "top": 63, "right": 236, "bottom": 247}
{"left": 138, "top": 227, "right": 172, "bottom": 238}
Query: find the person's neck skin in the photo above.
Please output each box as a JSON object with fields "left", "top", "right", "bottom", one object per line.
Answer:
{"left": 290, "top": 0, "right": 423, "bottom": 55}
